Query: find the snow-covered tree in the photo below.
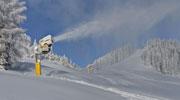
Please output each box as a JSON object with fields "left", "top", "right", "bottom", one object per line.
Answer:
{"left": 89, "top": 44, "right": 136, "bottom": 72}
{"left": 41, "top": 52, "right": 79, "bottom": 69}
{"left": 141, "top": 39, "right": 180, "bottom": 75}
{"left": 0, "top": 0, "right": 28, "bottom": 69}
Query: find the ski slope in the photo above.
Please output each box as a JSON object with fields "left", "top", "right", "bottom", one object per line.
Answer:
{"left": 1, "top": 58, "right": 158, "bottom": 100}
{"left": 2, "top": 50, "right": 180, "bottom": 100}
{"left": 82, "top": 50, "right": 180, "bottom": 100}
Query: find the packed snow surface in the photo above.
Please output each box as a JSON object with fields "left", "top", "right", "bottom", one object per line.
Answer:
{"left": 0, "top": 72, "right": 126, "bottom": 100}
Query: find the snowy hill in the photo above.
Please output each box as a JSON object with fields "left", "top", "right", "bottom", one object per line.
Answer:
{"left": 83, "top": 50, "right": 180, "bottom": 100}
{"left": 0, "top": 57, "right": 158, "bottom": 100}
{"left": 2, "top": 44, "right": 180, "bottom": 99}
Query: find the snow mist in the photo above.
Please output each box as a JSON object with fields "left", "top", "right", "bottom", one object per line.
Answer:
{"left": 54, "top": 21, "right": 99, "bottom": 42}
{"left": 54, "top": 1, "right": 178, "bottom": 43}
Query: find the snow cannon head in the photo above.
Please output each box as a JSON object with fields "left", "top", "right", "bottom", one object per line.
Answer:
{"left": 39, "top": 35, "right": 54, "bottom": 54}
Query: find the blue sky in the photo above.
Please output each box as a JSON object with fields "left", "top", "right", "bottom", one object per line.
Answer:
{"left": 22, "top": 0, "right": 180, "bottom": 67}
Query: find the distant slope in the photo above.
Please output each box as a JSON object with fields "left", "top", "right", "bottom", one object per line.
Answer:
{"left": 89, "top": 44, "right": 135, "bottom": 71}
{"left": 84, "top": 50, "right": 180, "bottom": 100}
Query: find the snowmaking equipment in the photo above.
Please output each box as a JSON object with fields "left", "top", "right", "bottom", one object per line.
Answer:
{"left": 34, "top": 35, "right": 54, "bottom": 76}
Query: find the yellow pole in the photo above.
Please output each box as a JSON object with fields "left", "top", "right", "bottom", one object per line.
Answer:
{"left": 35, "top": 54, "right": 41, "bottom": 77}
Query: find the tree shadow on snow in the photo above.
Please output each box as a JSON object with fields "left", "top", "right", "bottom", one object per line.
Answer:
{"left": 9, "top": 62, "right": 70, "bottom": 76}
{"left": 9, "top": 62, "right": 36, "bottom": 73}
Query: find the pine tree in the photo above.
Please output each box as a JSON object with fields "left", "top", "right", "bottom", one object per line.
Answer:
{"left": 141, "top": 39, "right": 180, "bottom": 75}
{"left": 0, "top": 0, "right": 27, "bottom": 69}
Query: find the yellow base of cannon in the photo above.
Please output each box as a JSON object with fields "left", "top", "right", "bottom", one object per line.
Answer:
{"left": 35, "top": 60, "right": 41, "bottom": 77}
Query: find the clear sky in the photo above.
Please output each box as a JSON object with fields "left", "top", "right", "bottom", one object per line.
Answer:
{"left": 22, "top": 0, "right": 180, "bottom": 67}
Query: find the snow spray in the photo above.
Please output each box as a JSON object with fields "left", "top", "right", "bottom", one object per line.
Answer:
{"left": 53, "top": 21, "right": 100, "bottom": 43}
{"left": 53, "top": 1, "right": 178, "bottom": 43}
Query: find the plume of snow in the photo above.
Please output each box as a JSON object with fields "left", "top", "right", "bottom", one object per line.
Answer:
{"left": 54, "top": 0, "right": 179, "bottom": 43}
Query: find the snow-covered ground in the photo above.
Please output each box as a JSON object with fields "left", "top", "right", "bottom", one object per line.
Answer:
{"left": 2, "top": 50, "right": 180, "bottom": 100}
{"left": 81, "top": 50, "right": 180, "bottom": 100}
{"left": 0, "top": 72, "right": 125, "bottom": 100}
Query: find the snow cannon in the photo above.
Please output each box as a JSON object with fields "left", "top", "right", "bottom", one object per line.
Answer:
{"left": 34, "top": 35, "right": 54, "bottom": 77}
{"left": 38, "top": 35, "right": 54, "bottom": 54}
